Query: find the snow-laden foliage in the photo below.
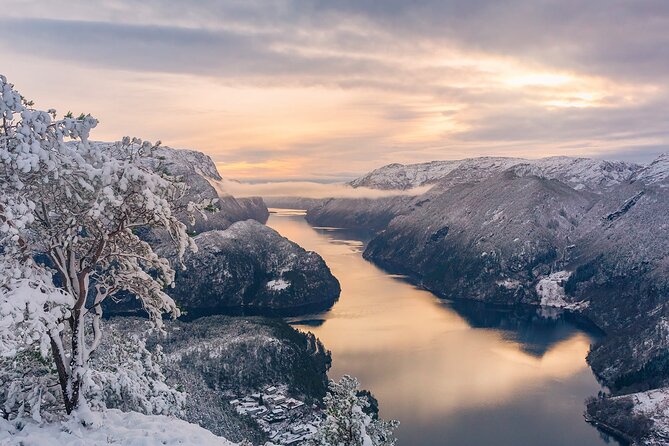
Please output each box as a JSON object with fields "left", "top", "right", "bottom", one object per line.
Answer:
{"left": 0, "top": 350, "right": 61, "bottom": 423}
{"left": 86, "top": 330, "right": 185, "bottom": 416}
{"left": 307, "top": 375, "right": 398, "bottom": 446}
{"left": 0, "top": 330, "right": 184, "bottom": 422}
{"left": 0, "top": 73, "right": 198, "bottom": 415}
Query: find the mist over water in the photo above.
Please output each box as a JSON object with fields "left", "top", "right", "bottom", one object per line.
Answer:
{"left": 267, "top": 209, "right": 619, "bottom": 446}
{"left": 209, "top": 178, "right": 432, "bottom": 199}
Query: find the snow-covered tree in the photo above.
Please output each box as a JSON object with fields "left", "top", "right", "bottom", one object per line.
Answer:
{"left": 308, "top": 375, "right": 399, "bottom": 446}
{"left": 0, "top": 327, "right": 184, "bottom": 422}
{"left": 0, "top": 74, "right": 198, "bottom": 416}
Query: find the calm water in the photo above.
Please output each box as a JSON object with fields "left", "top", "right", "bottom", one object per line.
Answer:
{"left": 267, "top": 209, "right": 618, "bottom": 446}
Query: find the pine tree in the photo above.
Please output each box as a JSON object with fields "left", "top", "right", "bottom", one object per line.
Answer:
{"left": 308, "top": 375, "right": 398, "bottom": 446}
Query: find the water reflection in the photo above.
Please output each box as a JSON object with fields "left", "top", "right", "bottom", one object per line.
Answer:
{"left": 267, "top": 209, "right": 617, "bottom": 446}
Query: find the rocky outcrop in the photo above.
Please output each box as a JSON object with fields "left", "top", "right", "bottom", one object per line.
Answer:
{"left": 109, "top": 220, "right": 340, "bottom": 317}
{"left": 168, "top": 220, "right": 341, "bottom": 316}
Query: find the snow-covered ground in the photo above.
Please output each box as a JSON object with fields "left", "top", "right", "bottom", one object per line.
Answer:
{"left": 626, "top": 387, "right": 669, "bottom": 444}
{"left": 535, "top": 271, "right": 589, "bottom": 311}
{"left": 536, "top": 271, "right": 572, "bottom": 308}
{"left": 0, "top": 409, "right": 239, "bottom": 446}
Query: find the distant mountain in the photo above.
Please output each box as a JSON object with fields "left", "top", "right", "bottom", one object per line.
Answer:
{"left": 364, "top": 169, "right": 596, "bottom": 304}
{"left": 307, "top": 155, "right": 642, "bottom": 230}
{"left": 350, "top": 156, "right": 641, "bottom": 193}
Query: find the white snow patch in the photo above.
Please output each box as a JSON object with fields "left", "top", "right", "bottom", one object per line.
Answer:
{"left": 606, "top": 386, "right": 669, "bottom": 445}
{"left": 266, "top": 278, "right": 291, "bottom": 291}
{"left": 631, "top": 388, "right": 669, "bottom": 418}
{"left": 536, "top": 271, "right": 587, "bottom": 310}
{"left": 497, "top": 279, "right": 521, "bottom": 289}
{"left": 0, "top": 409, "right": 238, "bottom": 446}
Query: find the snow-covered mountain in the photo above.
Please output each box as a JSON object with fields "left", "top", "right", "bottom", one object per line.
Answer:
{"left": 147, "top": 145, "right": 270, "bottom": 231}
{"left": 94, "top": 143, "right": 340, "bottom": 317}
{"left": 307, "top": 155, "right": 644, "bottom": 231}
{"left": 364, "top": 169, "right": 597, "bottom": 303}
{"left": 88, "top": 142, "right": 269, "bottom": 231}
{"left": 632, "top": 152, "right": 669, "bottom": 185}
{"left": 306, "top": 152, "right": 669, "bottom": 444}
{"left": 350, "top": 156, "right": 641, "bottom": 193}
{"left": 167, "top": 220, "right": 340, "bottom": 315}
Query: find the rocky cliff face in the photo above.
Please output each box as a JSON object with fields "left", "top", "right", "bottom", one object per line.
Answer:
{"left": 110, "top": 220, "right": 340, "bottom": 317}
{"left": 168, "top": 220, "right": 340, "bottom": 315}
{"left": 565, "top": 170, "right": 669, "bottom": 393}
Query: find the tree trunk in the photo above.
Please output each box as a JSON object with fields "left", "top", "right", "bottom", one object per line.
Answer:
{"left": 68, "top": 308, "right": 85, "bottom": 413}
{"left": 50, "top": 334, "right": 75, "bottom": 414}
{"left": 49, "top": 308, "right": 87, "bottom": 414}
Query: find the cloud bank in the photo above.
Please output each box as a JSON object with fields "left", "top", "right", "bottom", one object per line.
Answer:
{"left": 2, "top": 0, "right": 668, "bottom": 180}
{"left": 210, "top": 179, "right": 433, "bottom": 199}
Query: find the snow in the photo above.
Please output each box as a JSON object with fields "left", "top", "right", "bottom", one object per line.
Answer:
{"left": 0, "top": 409, "right": 239, "bottom": 446}
{"left": 535, "top": 271, "right": 587, "bottom": 310}
{"left": 624, "top": 387, "right": 669, "bottom": 442}
{"left": 496, "top": 279, "right": 521, "bottom": 289}
{"left": 634, "top": 152, "right": 669, "bottom": 185}
{"left": 350, "top": 155, "right": 641, "bottom": 192}
{"left": 266, "top": 279, "right": 291, "bottom": 291}
{"left": 631, "top": 388, "right": 669, "bottom": 417}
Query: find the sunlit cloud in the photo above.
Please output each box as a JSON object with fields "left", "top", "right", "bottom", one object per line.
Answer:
{"left": 1, "top": 0, "right": 668, "bottom": 180}
{"left": 504, "top": 72, "right": 574, "bottom": 87}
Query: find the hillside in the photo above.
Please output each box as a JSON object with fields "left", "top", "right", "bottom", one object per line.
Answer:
{"left": 304, "top": 152, "right": 669, "bottom": 444}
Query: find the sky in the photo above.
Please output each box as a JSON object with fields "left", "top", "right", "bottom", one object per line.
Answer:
{"left": 2, "top": 0, "right": 669, "bottom": 182}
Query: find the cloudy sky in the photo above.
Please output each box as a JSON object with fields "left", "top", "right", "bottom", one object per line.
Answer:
{"left": 2, "top": 0, "right": 668, "bottom": 181}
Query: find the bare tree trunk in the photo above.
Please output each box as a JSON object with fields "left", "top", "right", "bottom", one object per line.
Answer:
{"left": 68, "top": 308, "right": 83, "bottom": 413}
{"left": 47, "top": 245, "right": 92, "bottom": 414}
{"left": 50, "top": 334, "right": 74, "bottom": 414}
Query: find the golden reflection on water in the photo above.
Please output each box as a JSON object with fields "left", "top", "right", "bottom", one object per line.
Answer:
{"left": 267, "top": 209, "right": 609, "bottom": 445}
